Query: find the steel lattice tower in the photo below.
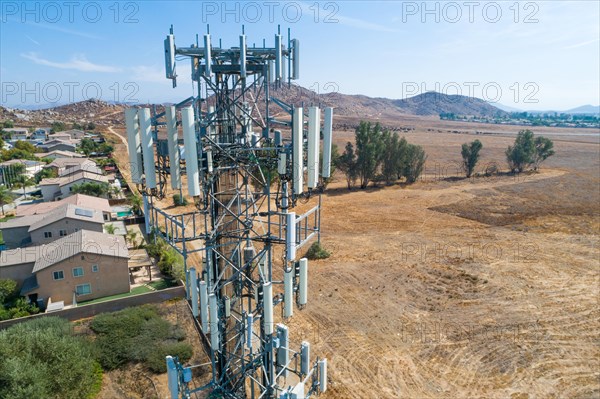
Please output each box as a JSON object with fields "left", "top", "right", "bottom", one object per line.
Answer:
{"left": 125, "top": 25, "right": 331, "bottom": 399}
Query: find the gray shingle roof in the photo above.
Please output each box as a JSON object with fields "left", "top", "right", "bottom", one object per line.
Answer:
{"left": 32, "top": 230, "right": 128, "bottom": 273}
{"left": 16, "top": 194, "right": 111, "bottom": 216}
{"left": 27, "top": 203, "right": 104, "bottom": 232}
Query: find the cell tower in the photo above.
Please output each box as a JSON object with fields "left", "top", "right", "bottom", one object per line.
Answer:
{"left": 124, "top": 24, "right": 333, "bottom": 399}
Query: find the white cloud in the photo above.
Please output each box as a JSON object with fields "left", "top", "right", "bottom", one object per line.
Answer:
{"left": 25, "top": 35, "right": 40, "bottom": 46}
{"left": 130, "top": 64, "right": 191, "bottom": 84}
{"left": 24, "top": 21, "right": 102, "bottom": 40}
{"left": 20, "top": 53, "right": 121, "bottom": 73}
{"left": 564, "top": 38, "right": 600, "bottom": 49}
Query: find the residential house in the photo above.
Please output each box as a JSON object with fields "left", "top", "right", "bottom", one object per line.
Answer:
{"left": 16, "top": 193, "right": 113, "bottom": 222}
{"left": 47, "top": 133, "right": 73, "bottom": 142}
{"left": 4, "top": 230, "right": 130, "bottom": 307}
{"left": 35, "top": 150, "right": 85, "bottom": 160}
{"left": 54, "top": 129, "right": 86, "bottom": 140}
{"left": 44, "top": 158, "right": 103, "bottom": 177}
{"left": 0, "top": 159, "right": 45, "bottom": 179}
{"left": 38, "top": 139, "right": 77, "bottom": 153}
{"left": 0, "top": 244, "right": 37, "bottom": 286}
{"left": 0, "top": 203, "right": 104, "bottom": 248}
{"left": 32, "top": 128, "right": 50, "bottom": 141}
{"left": 3, "top": 128, "right": 29, "bottom": 141}
{"left": 39, "top": 170, "right": 109, "bottom": 201}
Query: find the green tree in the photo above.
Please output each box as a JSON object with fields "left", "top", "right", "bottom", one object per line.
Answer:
{"left": 354, "top": 121, "right": 386, "bottom": 189}
{"left": 71, "top": 182, "right": 110, "bottom": 197}
{"left": 34, "top": 167, "right": 58, "bottom": 184}
{"left": 12, "top": 174, "right": 34, "bottom": 197}
{"left": 13, "top": 141, "right": 37, "bottom": 153}
{"left": 129, "top": 193, "right": 143, "bottom": 215}
{"left": 3, "top": 120, "right": 14, "bottom": 128}
{"left": 403, "top": 144, "right": 427, "bottom": 184}
{"left": 126, "top": 230, "right": 139, "bottom": 248}
{"left": 105, "top": 224, "right": 117, "bottom": 235}
{"left": 0, "top": 317, "right": 101, "bottom": 399}
{"left": 50, "top": 121, "right": 66, "bottom": 133}
{"left": 506, "top": 130, "right": 536, "bottom": 173}
{"left": 336, "top": 142, "right": 358, "bottom": 189}
{"left": 78, "top": 138, "right": 97, "bottom": 156}
{"left": 380, "top": 132, "right": 407, "bottom": 184}
{"left": 533, "top": 136, "right": 555, "bottom": 170}
{"left": 0, "top": 279, "right": 17, "bottom": 304}
{"left": 0, "top": 186, "right": 14, "bottom": 216}
{"left": 461, "top": 139, "right": 483, "bottom": 178}
{"left": 87, "top": 122, "right": 96, "bottom": 131}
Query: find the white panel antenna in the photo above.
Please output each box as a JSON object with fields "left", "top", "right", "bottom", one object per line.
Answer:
{"left": 277, "top": 324, "right": 289, "bottom": 378}
{"left": 292, "top": 107, "right": 303, "bottom": 195}
{"left": 189, "top": 267, "right": 198, "bottom": 317}
{"left": 286, "top": 212, "right": 296, "bottom": 261}
{"left": 239, "top": 34, "right": 247, "bottom": 79}
{"left": 165, "top": 105, "right": 181, "bottom": 190}
{"left": 284, "top": 268, "right": 293, "bottom": 318}
{"left": 319, "top": 359, "right": 328, "bottom": 392}
{"left": 275, "top": 34, "right": 282, "bottom": 80}
{"left": 299, "top": 258, "right": 308, "bottom": 306}
{"left": 246, "top": 314, "right": 254, "bottom": 350}
{"left": 181, "top": 106, "right": 201, "bottom": 197}
{"left": 164, "top": 34, "right": 176, "bottom": 80}
{"left": 300, "top": 341, "right": 310, "bottom": 375}
{"left": 307, "top": 107, "right": 320, "bottom": 189}
{"left": 124, "top": 108, "right": 143, "bottom": 184}
{"left": 291, "top": 39, "right": 300, "bottom": 80}
{"left": 209, "top": 293, "right": 219, "bottom": 350}
{"left": 166, "top": 356, "right": 179, "bottom": 399}
{"left": 322, "top": 107, "right": 334, "bottom": 179}
{"left": 263, "top": 282, "right": 274, "bottom": 335}
{"left": 199, "top": 280, "right": 209, "bottom": 332}
{"left": 204, "top": 34, "right": 212, "bottom": 77}
{"left": 138, "top": 108, "right": 157, "bottom": 189}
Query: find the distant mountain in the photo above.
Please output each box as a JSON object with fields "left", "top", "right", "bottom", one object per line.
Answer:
{"left": 566, "top": 105, "right": 600, "bottom": 115}
{"left": 392, "top": 92, "right": 507, "bottom": 117}
{"left": 1, "top": 88, "right": 511, "bottom": 127}
{"left": 493, "top": 103, "right": 523, "bottom": 113}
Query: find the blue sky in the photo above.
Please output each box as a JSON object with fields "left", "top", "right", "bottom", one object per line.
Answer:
{"left": 1, "top": 1, "right": 598, "bottom": 110}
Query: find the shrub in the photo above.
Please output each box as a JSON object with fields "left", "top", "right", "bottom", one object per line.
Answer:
{"left": 0, "top": 317, "right": 101, "bottom": 399}
{"left": 403, "top": 144, "right": 427, "bottom": 183}
{"left": 90, "top": 305, "right": 192, "bottom": 373}
{"left": 146, "top": 342, "right": 193, "bottom": 373}
{"left": 306, "top": 241, "right": 331, "bottom": 260}
{"left": 173, "top": 193, "right": 188, "bottom": 206}
{"left": 461, "top": 139, "right": 483, "bottom": 178}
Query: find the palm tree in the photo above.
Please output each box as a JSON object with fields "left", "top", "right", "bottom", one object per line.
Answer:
{"left": 125, "top": 230, "right": 138, "bottom": 247}
{"left": 105, "top": 224, "right": 117, "bottom": 235}
{"left": 12, "top": 175, "right": 34, "bottom": 198}
{"left": 0, "top": 186, "right": 14, "bottom": 216}
{"left": 129, "top": 193, "right": 143, "bottom": 215}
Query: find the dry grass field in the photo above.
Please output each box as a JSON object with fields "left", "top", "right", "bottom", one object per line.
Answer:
{"left": 100, "top": 112, "right": 599, "bottom": 398}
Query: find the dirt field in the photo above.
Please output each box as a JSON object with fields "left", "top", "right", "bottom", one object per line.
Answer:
{"left": 99, "top": 112, "right": 599, "bottom": 398}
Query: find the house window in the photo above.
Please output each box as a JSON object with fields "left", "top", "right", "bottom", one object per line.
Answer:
{"left": 75, "top": 284, "right": 91, "bottom": 296}
{"left": 92, "top": 264, "right": 99, "bottom": 273}
{"left": 44, "top": 231, "right": 52, "bottom": 238}
{"left": 72, "top": 267, "right": 84, "bottom": 277}
{"left": 53, "top": 270, "right": 64, "bottom": 280}
{"left": 59, "top": 229, "right": 67, "bottom": 237}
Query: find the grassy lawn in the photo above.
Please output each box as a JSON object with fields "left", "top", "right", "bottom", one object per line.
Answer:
{"left": 78, "top": 285, "right": 152, "bottom": 306}
{"left": 147, "top": 279, "right": 178, "bottom": 290}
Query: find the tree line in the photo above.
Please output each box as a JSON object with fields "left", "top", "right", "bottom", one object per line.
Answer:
{"left": 461, "top": 129, "right": 555, "bottom": 177}
{"left": 335, "top": 121, "right": 427, "bottom": 189}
